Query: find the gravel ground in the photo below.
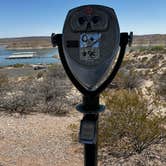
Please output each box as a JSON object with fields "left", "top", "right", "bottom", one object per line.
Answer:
{"left": 0, "top": 112, "right": 83, "bottom": 166}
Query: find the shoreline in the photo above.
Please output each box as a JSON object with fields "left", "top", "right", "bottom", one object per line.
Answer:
{"left": 5, "top": 46, "right": 55, "bottom": 50}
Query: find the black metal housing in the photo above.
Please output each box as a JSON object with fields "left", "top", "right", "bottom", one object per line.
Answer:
{"left": 51, "top": 32, "right": 130, "bottom": 96}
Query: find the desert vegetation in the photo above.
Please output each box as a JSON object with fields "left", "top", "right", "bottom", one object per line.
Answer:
{"left": 0, "top": 45, "right": 165, "bottom": 165}
{"left": 99, "top": 89, "right": 166, "bottom": 165}
{"left": 70, "top": 46, "right": 166, "bottom": 165}
{"left": 0, "top": 64, "right": 72, "bottom": 116}
{"left": 100, "top": 46, "right": 166, "bottom": 165}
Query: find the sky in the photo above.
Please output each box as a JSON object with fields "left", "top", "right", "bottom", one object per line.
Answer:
{"left": 0, "top": 0, "right": 165, "bottom": 38}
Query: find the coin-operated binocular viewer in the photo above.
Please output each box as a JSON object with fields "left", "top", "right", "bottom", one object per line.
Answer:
{"left": 51, "top": 5, "right": 133, "bottom": 166}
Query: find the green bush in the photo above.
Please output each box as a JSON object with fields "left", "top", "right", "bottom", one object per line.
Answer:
{"left": 100, "top": 89, "right": 166, "bottom": 157}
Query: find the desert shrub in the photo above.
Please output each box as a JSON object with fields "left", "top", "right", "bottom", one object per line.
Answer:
{"left": 0, "top": 64, "right": 72, "bottom": 115}
{"left": 11, "top": 63, "right": 24, "bottom": 68}
{"left": 141, "top": 56, "right": 148, "bottom": 62}
{"left": 138, "top": 46, "right": 166, "bottom": 54}
{"left": 128, "top": 48, "right": 134, "bottom": 53}
{"left": 139, "top": 46, "right": 148, "bottom": 52}
{"left": 0, "top": 80, "right": 36, "bottom": 114}
{"left": 150, "top": 45, "right": 165, "bottom": 52}
{"left": 136, "top": 53, "right": 163, "bottom": 69}
{"left": 68, "top": 123, "right": 79, "bottom": 143}
{"left": 47, "top": 64, "right": 67, "bottom": 79}
{"left": 36, "top": 70, "right": 46, "bottom": 79}
{"left": 121, "top": 58, "right": 136, "bottom": 69}
{"left": 37, "top": 64, "right": 71, "bottom": 115}
{"left": 0, "top": 73, "right": 9, "bottom": 97}
{"left": 145, "top": 54, "right": 163, "bottom": 68}
{"left": 0, "top": 92, "right": 33, "bottom": 114}
{"left": 0, "top": 72, "right": 8, "bottom": 88}
{"left": 39, "top": 99, "right": 68, "bottom": 115}
{"left": 99, "top": 89, "right": 166, "bottom": 158}
{"left": 155, "top": 71, "right": 166, "bottom": 100}
{"left": 113, "top": 69, "right": 140, "bottom": 90}
{"left": 0, "top": 64, "right": 74, "bottom": 116}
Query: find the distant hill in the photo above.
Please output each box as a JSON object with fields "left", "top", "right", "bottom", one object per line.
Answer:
{"left": 133, "top": 34, "right": 166, "bottom": 46}
{"left": 0, "top": 36, "right": 52, "bottom": 49}
{"left": 0, "top": 34, "right": 166, "bottom": 49}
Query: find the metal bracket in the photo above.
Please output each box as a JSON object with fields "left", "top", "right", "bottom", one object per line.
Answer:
{"left": 51, "top": 33, "right": 62, "bottom": 47}
{"left": 79, "top": 117, "right": 98, "bottom": 144}
{"left": 76, "top": 104, "right": 105, "bottom": 114}
{"left": 128, "top": 32, "right": 133, "bottom": 47}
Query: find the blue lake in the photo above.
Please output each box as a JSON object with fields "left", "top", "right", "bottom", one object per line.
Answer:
{"left": 0, "top": 46, "right": 59, "bottom": 67}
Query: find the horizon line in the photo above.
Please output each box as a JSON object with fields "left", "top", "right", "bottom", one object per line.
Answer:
{"left": 0, "top": 33, "right": 166, "bottom": 39}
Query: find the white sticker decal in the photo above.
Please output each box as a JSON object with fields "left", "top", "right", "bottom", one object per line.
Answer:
{"left": 80, "top": 33, "right": 101, "bottom": 63}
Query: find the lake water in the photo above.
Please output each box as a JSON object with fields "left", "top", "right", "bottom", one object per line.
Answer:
{"left": 0, "top": 46, "right": 59, "bottom": 67}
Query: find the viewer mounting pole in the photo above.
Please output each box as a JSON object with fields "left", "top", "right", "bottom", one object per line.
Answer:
{"left": 82, "top": 95, "right": 100, "bottom": 166}
{"left": 51, "top": 5, "right": 132, "bottom": 166}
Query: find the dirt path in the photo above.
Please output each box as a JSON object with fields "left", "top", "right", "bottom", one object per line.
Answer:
{"left": 0, "top": 113, "right": 83, "bottom": 166}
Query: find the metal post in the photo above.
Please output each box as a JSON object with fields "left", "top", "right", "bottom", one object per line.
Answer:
{"left": 84, "top": 142, "right": 98, "bottom": 166}
{"left": 83, "top": 96, "right": 99, "bottom": 166}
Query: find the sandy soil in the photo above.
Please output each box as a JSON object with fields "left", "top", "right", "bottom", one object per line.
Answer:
{"left": 0, "top": 112, "right": 83, "bottom": 166}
